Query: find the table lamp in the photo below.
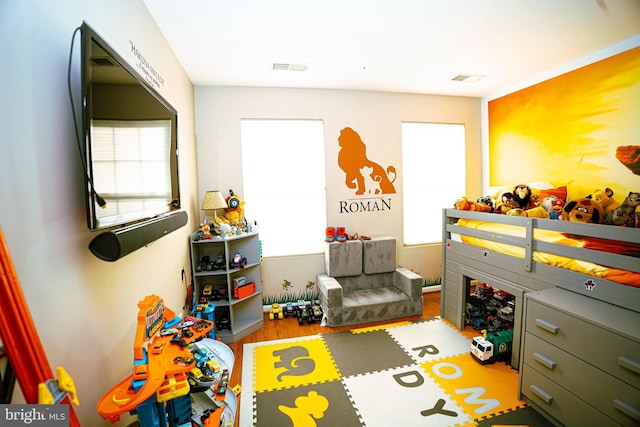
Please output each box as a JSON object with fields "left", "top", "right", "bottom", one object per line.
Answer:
{"left": 201, "top": 190, "right": 228, "bottom": 224}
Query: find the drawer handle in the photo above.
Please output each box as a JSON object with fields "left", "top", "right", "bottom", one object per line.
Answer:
{"left": 534, "top": 318, "right": 559, "bottom": 334}
{"left": 617, "top": 356, "right": 640, "bottom": 376}
{"left": 530, "top": 384, "right": 553, "bottom": 404}
{"left": 613, "top": 399, "right": 640, "bottom": 422}
{"left": 533, "top": 352, "right": 556, "bottom": 370}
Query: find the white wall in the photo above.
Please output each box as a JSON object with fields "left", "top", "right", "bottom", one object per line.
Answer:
{"left": 0, "top": 1, "right": 198, "bottom": 425}
{"left": 194, "top": 87, "right": 481, "bottom": 298}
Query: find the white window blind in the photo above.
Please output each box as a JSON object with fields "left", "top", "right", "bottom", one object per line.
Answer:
{"left": 240, "top": 119, "right": 326, "bottom": 257}
{"left": 402, "top": 122, "right": 466, "bottom": 245}
{"left": 91, "top": 119, "right": 172, "bottom": 217}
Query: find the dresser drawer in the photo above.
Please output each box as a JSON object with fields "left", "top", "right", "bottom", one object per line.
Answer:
{"left": 521, "top": 365, "right": 614, "bottom": 426}
{"left": 525, "top": 298, "right": 640, "bottom": 389}
{"left": 523, "top": 332, "right": 640, "bottom": 426}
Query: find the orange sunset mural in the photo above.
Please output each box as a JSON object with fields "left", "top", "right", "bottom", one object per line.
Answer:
{"left": 489, "top": 45, "right": 640, "bottom": 201}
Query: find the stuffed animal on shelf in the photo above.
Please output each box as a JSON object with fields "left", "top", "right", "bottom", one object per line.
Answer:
{"left": 529, "top": 189, "right": 542, "bottom": 208}
{"left": 512, "top": 184, "right": 533, "bottom": 209}
{"left": 200, "top": 223, "right": 213, "bottom": 240}
{"left": 604, "top": 191, "right": 640, "bottom": 227}
{"left": 454, "top": 196, "right": 492, "bottom": 212}
{"left": 223, "top": 190, "right": 245, "bottom": 225}
{"left": 476, "top": 196, "right": 495, "bottom": 212}
{"left": 496, "top": 192, "right": 520, "bottom": 214}
{"left": 506, "top": 206, "right": 550, "bottom": 219}
{"left": 586, "top": 188, "right": 620, "bottom": 214}
{"left": 563, "top": 198, "right": 605, "bottom": 223}
{"left": 541, "top": 195, "right": 565, "bottom": 220}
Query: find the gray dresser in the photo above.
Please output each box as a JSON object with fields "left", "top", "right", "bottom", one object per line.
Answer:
{"left": 519, "top": 288, "right": 640, "bottom": 426}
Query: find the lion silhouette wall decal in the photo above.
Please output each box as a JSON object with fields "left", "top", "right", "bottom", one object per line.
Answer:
{"left": 338, "top": 127, "right": 396, "bottom": 195}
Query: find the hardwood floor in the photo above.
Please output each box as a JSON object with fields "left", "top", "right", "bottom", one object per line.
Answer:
{"left": 225, "top": 290, "right": 477, "bottom": 399}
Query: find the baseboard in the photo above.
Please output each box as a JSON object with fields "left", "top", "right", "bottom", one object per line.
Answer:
{"left": 261, "top": 285, "right": 441, "bottom": 313}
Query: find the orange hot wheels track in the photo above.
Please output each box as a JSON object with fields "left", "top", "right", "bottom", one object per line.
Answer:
{"left": 96, "top": 295, "right": 214, "bottom": 423}
{"left": 0, "top": 227, "right": 80, "bottom": 426}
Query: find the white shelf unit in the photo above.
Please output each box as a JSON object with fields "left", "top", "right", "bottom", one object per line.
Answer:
{"left": 190, "top": 231, "right": 263, "bottom": 343}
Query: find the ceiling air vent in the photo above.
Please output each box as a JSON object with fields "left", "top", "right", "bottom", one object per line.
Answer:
{"left": 451, "top": 74, "right": 485, "bottom": 83}
{"left": 272, "top": 63, "right": 308, "bottom": 72}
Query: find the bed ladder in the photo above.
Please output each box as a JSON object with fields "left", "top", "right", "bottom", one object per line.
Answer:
{"left": 0, "top": 227, "right": 80, "bottom": 426}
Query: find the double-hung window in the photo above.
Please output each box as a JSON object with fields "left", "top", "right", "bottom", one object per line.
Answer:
{"left": 401, "top": 122, "right": 466, "bottom": 245}
{"left": 240, "top": 119, "right": 326, "bottom": 257}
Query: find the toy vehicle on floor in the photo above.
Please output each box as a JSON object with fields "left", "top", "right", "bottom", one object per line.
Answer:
{"left": 297, "top": 303, "right": 310, "bottom": 325}
{"left": 217, "top": 316, "right": 231, "bottom": 331}
{"left": 269, "top": 303, "right": 283, "bottom": 320}
{"left": 311, "top": 301, "right": 323, "bottom": 322}
{"left": 284, "top": 302, "right": 295, "bottom": 318}
{"left": 470, "top": 329, "right": 514, "bottom": 364}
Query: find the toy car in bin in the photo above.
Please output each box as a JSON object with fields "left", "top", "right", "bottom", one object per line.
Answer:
{"left": 229, "top": 251, "right": 247, "bottom": 269}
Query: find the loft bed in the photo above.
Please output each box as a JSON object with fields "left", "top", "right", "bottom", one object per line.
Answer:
{"left": 440, "top": 208, "right": 640, "bottom": 367}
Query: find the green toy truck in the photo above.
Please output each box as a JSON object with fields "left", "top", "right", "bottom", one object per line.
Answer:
{"left": 470, "top": 329, "right": 514, "bottom": 364}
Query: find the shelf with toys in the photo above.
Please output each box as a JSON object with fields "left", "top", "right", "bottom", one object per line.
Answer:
{"left": 190, "top": 229, "right": 263, "bottom": 343}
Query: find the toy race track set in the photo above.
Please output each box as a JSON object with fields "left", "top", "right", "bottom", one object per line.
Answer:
{"left": 96, "top": 295, "right": 237, "bottom": 427}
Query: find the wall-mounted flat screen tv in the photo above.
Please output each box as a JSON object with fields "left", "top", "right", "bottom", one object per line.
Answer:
{"left": 81, "top": 22, "right": 180, "bottom": 231}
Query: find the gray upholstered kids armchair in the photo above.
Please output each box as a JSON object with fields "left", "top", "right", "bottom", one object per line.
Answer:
{"left": 317, "top": 236, "right": 423, "bottom": 327}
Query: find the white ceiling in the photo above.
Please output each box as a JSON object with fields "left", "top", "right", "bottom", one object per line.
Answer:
{"left": 143, "top": 0, "right": 640, "bottom": 98}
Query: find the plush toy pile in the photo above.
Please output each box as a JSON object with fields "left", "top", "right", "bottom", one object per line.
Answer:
{"left": 454, "top": 184, "right": 640, "bottom": 228}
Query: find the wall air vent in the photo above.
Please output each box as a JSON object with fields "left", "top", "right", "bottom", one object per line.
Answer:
{"left": 452, "top": 74, "right": 485, "bottom": 82}
{"left": 272, "top": 63, "right": 308, "bottom": 72}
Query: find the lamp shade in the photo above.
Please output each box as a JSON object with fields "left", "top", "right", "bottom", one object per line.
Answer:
{"left": 201, "top": 190, "right": 228, "bottom": 210}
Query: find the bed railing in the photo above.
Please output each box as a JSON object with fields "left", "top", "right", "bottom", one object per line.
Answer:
{"left": 443, "top": 208, "right": 640, "bottom": 275}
